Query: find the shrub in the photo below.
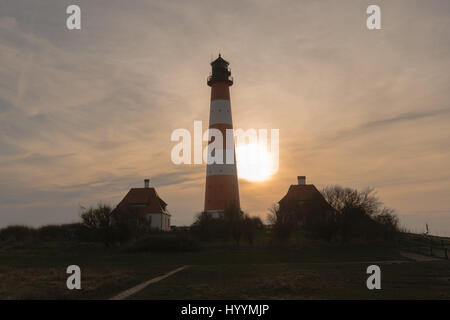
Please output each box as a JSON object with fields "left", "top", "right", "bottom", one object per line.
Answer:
{"left": 267, "top": 204, "right": 301, "bottom": 242}
{"left": 126, "top": 234, "right": 200, "bottom": 252}
{"left": 322, "top": 185, "right": 399, "bottom": 242}
{"left": 80, "top": 204, "right": 112, "bottom": 230}
{"left": 37, "top": 223, "right": 84, "bottom": 241}
{"left": 80, "top": 204, "right": 163, "bottom": 245}
{"left": 191, "top": 205, "right": 263, "bottom": 245}
{"left": 373, "top": 208, "right": 399, "bottom": 240}
{"left": 0, "top": 225, "right": 37, "bottom": 242}
{"left": 0, "top": 223, "right": 97, "bottom": 244}
{"left": 242, "top": 216, "right": 264, "bottom": 245}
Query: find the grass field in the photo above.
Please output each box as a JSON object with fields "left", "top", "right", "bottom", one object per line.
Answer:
{"left": 0, "top": 240, "right": 449, "bottom": 299}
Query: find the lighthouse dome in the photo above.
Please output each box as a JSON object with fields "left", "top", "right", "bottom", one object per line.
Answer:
{"left": 208, "top": 54, "right": 233, "bottom": 86}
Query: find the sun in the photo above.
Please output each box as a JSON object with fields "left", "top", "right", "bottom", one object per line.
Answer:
{"left": 236, "top": 143, "right": 275, "bottom": 182}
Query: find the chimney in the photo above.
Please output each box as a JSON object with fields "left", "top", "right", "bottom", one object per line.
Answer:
{"left": 144, "top": 179, "right": 150, "bottom": 188}
{"left": 297, "top": 176, "right": 306, "bottom": 185}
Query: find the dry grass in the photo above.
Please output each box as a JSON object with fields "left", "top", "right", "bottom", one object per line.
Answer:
{"left": 1, "top": 240, "right": 448, "bottom": 299}
{"left": 0, "top": 265, "right": 153, "bottom": 299}
{"left": 132, "top": 261, "right": 450, "bottom": 300}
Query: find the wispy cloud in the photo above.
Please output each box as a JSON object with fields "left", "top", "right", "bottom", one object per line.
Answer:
{"left": 365, "top": 108, "right": 450, "bottom": 129}
{"left": 0, "top": 0, "right": 450, "bottom": 234}
{"left": 308, "top": 107, "right": 450, "bottom": 150}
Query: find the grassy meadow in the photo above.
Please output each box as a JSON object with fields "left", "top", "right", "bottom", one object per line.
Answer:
{"left": 0, "top": 238, "right": 449, "bottom": 299}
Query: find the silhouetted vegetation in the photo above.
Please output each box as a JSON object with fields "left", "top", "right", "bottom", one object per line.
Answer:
{"left": 80, "top": 204, "right": 158, "bottom": 245}
{"left": 268, "top": 186, "right": 399, "bottom": 243}
{"left": 79, "top": 204, "right": 117, "bottom": 245}
{"left": 0, "top": 223, "right": 92, "bottom": 246}
{"left": 267, "top": 205, "right": 296, "bottom": 242}
{"left": 322, "top": 186, "right": 399, "bottom": 242}
{"left": 124, "top": 232, "right": 200, "bottom": 252}
{"left": 0, "top": 187, "right": 400, "bottom": 252}
{"left": 38, "top": 223, "right": 86, "bottom": 241}
{"left": 0, "top": 225, "right": 37, "bottom": 242}
{"left": 0, "top": 204, "right": 169, "bottom": 247}
{"left": 243, "top": 215, "right": 264, "bottom": 245}
{"left": 80, "top": 204, "right": 112, "bottom": 230}
{"left": 191, "top": 204, "right": 264, "bottom": 245}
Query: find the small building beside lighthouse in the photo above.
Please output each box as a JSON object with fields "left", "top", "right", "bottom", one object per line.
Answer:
{"left": 278, "top": 176, "right": 335, "bottom": 228}
{"left": 112, "top": 179, "right": 171, "bottom": 231}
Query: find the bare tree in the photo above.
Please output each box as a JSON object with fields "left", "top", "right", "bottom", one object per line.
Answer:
{"left": 321, "top": 185, "right": 399, "bottom": 242}
{"left": 80, "top": 204, "right": 112, "bottom": 230}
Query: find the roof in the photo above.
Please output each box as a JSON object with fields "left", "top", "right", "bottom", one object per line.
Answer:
{"left": 211, "top": 54, "right": 229, "bottom": 66}
{"left": 113, "top": 187, "right": 170, "bottom": 217}
{"left": 279, "top": 184, "right": 334, "bottom": 212}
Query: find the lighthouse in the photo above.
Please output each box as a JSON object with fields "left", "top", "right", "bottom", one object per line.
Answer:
{"left": 204, "top": 54, "right": 240, "bottom": 216}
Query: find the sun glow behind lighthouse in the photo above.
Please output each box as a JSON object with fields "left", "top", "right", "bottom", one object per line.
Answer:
{"left": 236, "top": 142, "right": 276, "bottom": 182}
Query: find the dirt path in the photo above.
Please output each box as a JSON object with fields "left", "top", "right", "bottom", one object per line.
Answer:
{"left": 109, "top": 265, "right": 190, "bottom": 300}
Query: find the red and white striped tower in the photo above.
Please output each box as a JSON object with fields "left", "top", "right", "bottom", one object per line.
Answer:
{"left": 204, "top": 54, "right": 240, "bottom": 215}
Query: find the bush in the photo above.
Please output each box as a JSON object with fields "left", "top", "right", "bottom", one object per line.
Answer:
{"left": 125, "top": 233, "right": 200, "bottom": 252}
{"left": 322, "top": 186, "right": 381, "bottom": 218}
{"left": 37, "top": 223, "right": 85, "bottom": 241}
{"left": 373, "top": 208, "right": 399, "bottom": 240}
{"left": 80, "top": 204, "right": 112, "bottom": 230}
{"left": 191, "top": 211, "right": 223, "bottom": 241}
{"left": 0, "top": 225, "right": 37, "bottom": 242}
{"left": 80, "top": 204, "right": 166, "bottom": 245}
{"left": 79, "top": 204, "right": 115, "bottom": 245}
{"left": 322, "top": 185, "right": 399, "bottom": 242}
{"left": 267, "top": 204, "right": 297, "bottom": 242}
{"left": 191, "top": 205, "right": 263, "bottom": 245}
{"left": 243, "top": 216, "right": 264, "bottom": 245}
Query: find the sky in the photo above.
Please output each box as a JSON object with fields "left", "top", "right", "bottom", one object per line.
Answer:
{"left": 0, "top": 0, "right": 450, "bottom": 236}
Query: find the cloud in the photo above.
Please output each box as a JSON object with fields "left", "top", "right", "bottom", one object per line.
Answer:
{"left": 0, "top": 16, "right": 18, "bottom": 30}
{"left": 12, "top": 152, "right": 76, "bottom": 166}
{"left": 0, "top": 97, "right": 11, "bottom": 112}
{"left": 0, "top": 0, "right": 450, "bottom": 234}
{"left": 364, "top": 108, "right": 450, "bottom": 129}
{"left": 309, "top": 107, "right": 450, "bottom": 150}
